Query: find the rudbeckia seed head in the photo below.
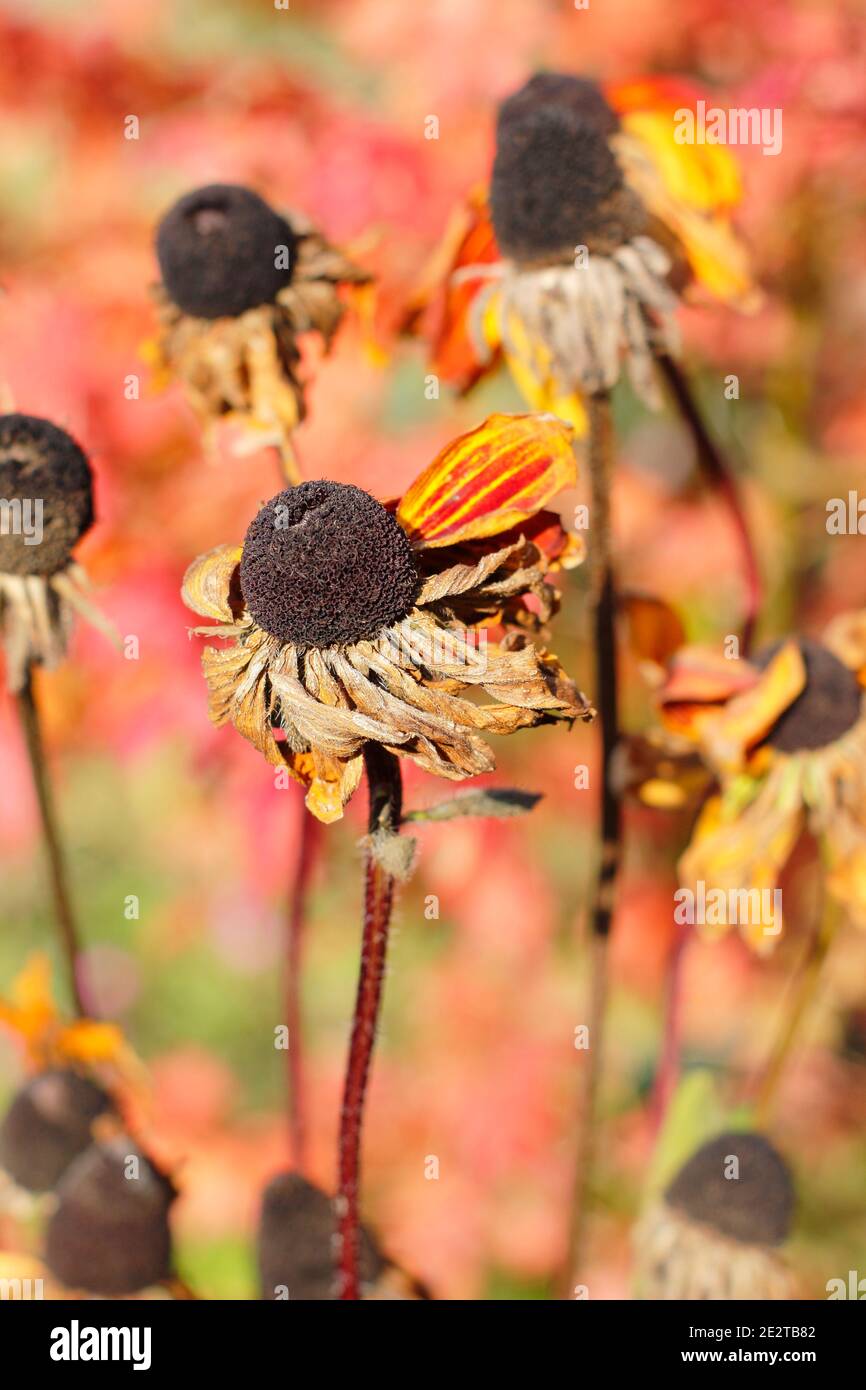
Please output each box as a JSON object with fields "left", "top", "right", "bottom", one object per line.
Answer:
{"left": 45, "top": 1136, "right": 176, "bottom": 1295}
{"left": 156, "top": 183, "right": 297, "bottom": 320}
{"left": 0, "top": 414, "right": 93, "bottom": 577}
{"left": 759, "top": 637, "right": 862, "bottom": 753}
{"left": 0, "top": 1069, "right": 114, "bottom": 1194}
{"left": 257, "top": 1170, "right": 386, "bottom": 1300}
{"left": 498, "top": 72, "right": 620, "bottom": 137}
{"left": 491, "top": 72, "right": 632, "bottom": 263}
{"left": 666, "top": 1132, "right": 794, "bottom": 1247}
{"left": 240, "top": 481, "right": 420, "bottom": 649}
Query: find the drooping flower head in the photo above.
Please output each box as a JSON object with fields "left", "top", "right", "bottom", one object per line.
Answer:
{"left": 402, "top": 73, "right": 758, "bottom": 429}
{"left": 257, "top": 1172, "right": 424, "bottom": 1300}
{"left": 150, "top": 183, "right": 370, "bottom": 467}
{"left": 630, "top": 610, "right": 866, "bottom": 950}
{"left": 0, "top": 1068, "right": 114, "bottom": 1195}
{"left": 0, "top": 414, "right": 116, "bottom": 691}
{"left": 635, "top": 1131, "right": 797, "bottom": 1299}
{"left": 45, "top": 1135, "right": 177, "bottom": 1295}
{"left": 183, "top": 414, "right": 592, "bottom": 823}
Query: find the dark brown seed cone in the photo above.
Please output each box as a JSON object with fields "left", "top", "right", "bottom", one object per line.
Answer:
{"left": 240, "top": 482, "right": 420, "bottom": 649}
{"left": 0, "top": 1069, "right": 114, "bottom": 1194}
{"left": 156, "top": 183, "right": 297, "bottom": 320}
{"left": 665, "top": 1132, "right": 795, "bottom": 1248}
{"left": 45, "top": 1136, "right": 177, "bottom": 1295}
{"left": 491, "top": 72, "right": 644, "bottom": 264}
{"left": 756, "top": 637, "right": 863, "bottom": 753}
{"left": 257, "top": 1171, "right": 387, "bottom": 1300}
{"left": 0, "top": 414, "right": 93, "bottom": 577}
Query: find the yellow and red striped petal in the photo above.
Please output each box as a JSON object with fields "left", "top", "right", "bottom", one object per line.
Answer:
{"left": 397, "top": 413, "right": 577, "bottom": 548}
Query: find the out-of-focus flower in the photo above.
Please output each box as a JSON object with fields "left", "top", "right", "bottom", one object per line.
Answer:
{"left": 402, "top": 73, "right": 758, "bottom": 430}
{"left": 45, "top": 1134, "right": 177, "bottom": 1296}
{"left": 182, "top": 413, "right": 591, "bottom": 824}
{"left": 257, "top": 1172, "right": 427, "bottom": 1301}
{"left": 633, "top": 610, "right": 866, "bottom": 950}
{"left": 147, "top": 184, "right": 371, "bottom": 471}
{"left": 0, "top": 414, "right": 118, "bottom": 692}
{"left": 0, "top": 955, "right": 126, "bottom": 1070}
{"left": 634, "top": 1132, "right": 797, "bottom": 1300}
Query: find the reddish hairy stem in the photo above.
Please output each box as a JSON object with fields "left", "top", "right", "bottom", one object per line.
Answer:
{"left": 659, "top": 355, "right": 761, "bottom": 655}
{"left": 16, "top": 666, "right": 89, "bottom": 1017}
{"left": 336, "top": 744, "right": 402, "bottom": 1300}
{"left": 286, "top": 792, "right": 320, "bottom": 1172}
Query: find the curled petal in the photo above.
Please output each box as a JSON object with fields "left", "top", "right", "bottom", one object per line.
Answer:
{"left": 400, "top": 186, "right": 501, "bottom": 392}
{"left": 398, "top": 412, "right": 577, "bottom": 548}
{"left": 182, "top": 545, "right": 243, "bottom": 622}
{"left": 700, "top": 640, "right": 807, "bottom": 772}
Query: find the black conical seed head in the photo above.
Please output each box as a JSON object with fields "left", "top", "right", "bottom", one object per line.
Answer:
{"left": 0, "top": 414, "right": 93, "bottom": 577}
{"left": 156, "top": 183, "right": 297, "bottom": 319}
{"left": 45, "top": 1136, "right": 176, "bottom": 1295}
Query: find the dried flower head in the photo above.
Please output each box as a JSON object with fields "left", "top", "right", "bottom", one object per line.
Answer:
{"left": 183, "top": 414, "right": 592, "bottom": 823}
{"left": 0, "top": 1068, "right": 114, "bottom": 1194}
{"left": 635, "top": 1132, "right": 797, "bottom": 1300}
{"left": 0, "top": 414, "right": 116, "bottom": 692}
{"left": 402, "top": 72, "right": 758, "bottom": 429}
{"left": 156, "top": 184, "right": 297, "bottom": 320}
{"left": 45, "top": 1135, "right": 176, "bottom": 1295}
{"left": 150, "top": 183, "right": 370, "bottom": 466}
{"left": 640, "top": 615, "right": 866, "bottom": 948}
{"left": 491, "top": 74, "right": 641, "bottom": 264}
{"left": 258, "top": 1171, "right": 385, "bottom": 1301}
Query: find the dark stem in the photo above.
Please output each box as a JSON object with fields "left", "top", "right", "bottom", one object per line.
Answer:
{"left": 335, "top": 743, "right": 402, "bottom": 1300}
{"left": 285, "top": 793, "right": 319, "bottom": 1171}
{"left": 15, "top": 666, "right": 88, "bottom": 1017}
{"left": 659, "top": 354, "right": 761, "bottom": 655}
{"left": 558, "top": 393, "right": 622, "bottom": 1297}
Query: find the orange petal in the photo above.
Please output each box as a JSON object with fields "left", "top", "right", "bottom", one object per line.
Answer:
{"left": 605, "top": 75, "right": 708, "bottom": 117}
{"left": 59, "top": 1019, "right": 126, "bottom": 1066}
{"left": 622, "top": 593, "right": 687, "bottom": 668}
{"left": 398, "top": 413, "right": 577, "bottom": 548}
{"left": 701, "top": 639, "right": 807, "bottom": 770}
{"left": 401, "top": 186, "right": 500, "bottom": 392}
{"left": 660, "top": 646, "right": 760, "bottom": 706}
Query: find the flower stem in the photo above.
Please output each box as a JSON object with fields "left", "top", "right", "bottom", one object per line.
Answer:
{"left": 754, "top": 903, "right": 837, "bottom": 1122}
{"left": 336, "top": 743, "right": 402, "bottom": 1299}
{"left": 659, "top": 355, "right": 761, "bottom": 655}
{"left": 15, "top": 665, "right": 88, "bottom": 1017}
{"left": 558, "top": 393, "right": 622, "bottom": 1297}
{"left": 285, "top": 790, "right": 319, "bottom": 1172}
